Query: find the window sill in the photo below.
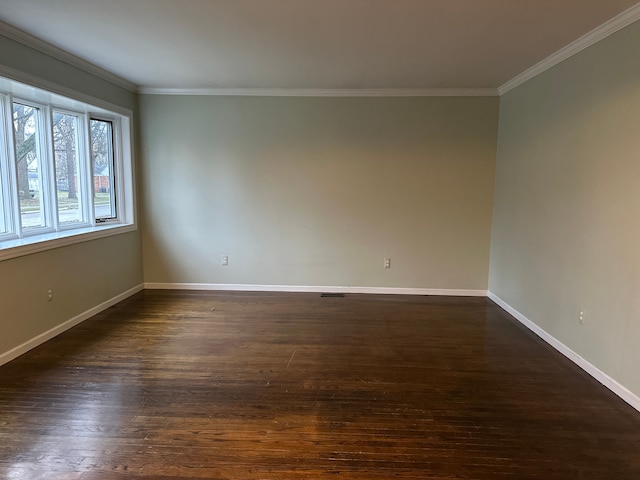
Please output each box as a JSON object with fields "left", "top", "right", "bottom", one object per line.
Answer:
{"left": 0, "top": 223, "right": 137, "bottom": 262}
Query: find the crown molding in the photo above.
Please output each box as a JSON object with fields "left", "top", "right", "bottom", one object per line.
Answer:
{"left": 138, "top": 87, "right": 499, "bottom": 97}
{"left": 0, "top": 20, "right": 137, "bottom": 93}
{"left": 499, "top": 3, "right": 640, "bottom": 95}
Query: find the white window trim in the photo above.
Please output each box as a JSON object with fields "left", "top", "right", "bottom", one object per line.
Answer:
{"left": 0, "top": 71, "right": 137, "bottom": 262}
{"left": 11, "top": 96, "right": 56, "bottom": 236}
{"left": 0, "top": 222, "right": 137, "bottom": 261}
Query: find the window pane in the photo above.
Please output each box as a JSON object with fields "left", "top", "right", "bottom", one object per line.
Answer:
{"left": 0, "top": 179, "right": 6, "bottom": 235}
{"left": 53, "top": 112, "right": 82, "bottom": 225}
{"left": 13, "top": 103, "right": 45, "bottom": 231}
{"left": 90, "top": 119, "right": 115, "bottom": 220}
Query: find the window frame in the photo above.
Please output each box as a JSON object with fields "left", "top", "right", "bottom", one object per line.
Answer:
{"left": 11, "top": 97, "right": 55, "bottom": 235}
{"left": 89, "top": 115, "right": 119, "bottom": 223}
{"left": 51, "top": 106, "right": 91, "bottom": 230}
{"left": 0, "top": 73, "right": 136, "bottom": 262}
{"left": 0, "top": 95, "right": 12, "bottom": 236}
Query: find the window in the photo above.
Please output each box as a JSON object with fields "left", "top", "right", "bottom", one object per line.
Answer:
{"left": 53, "top": 110, "right": 83, "bottom": 226}
{"left": 13, "top": 102, "right": 47, "bottom": 231}
{"left": 0, "top": 76, "right": 135, "bottom": 260}
{"left": 90, "top": 119, "right": 116, "bottom": 221}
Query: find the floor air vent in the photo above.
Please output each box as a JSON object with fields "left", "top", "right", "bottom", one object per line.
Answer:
{"left": 321, "top": 293, "right": 345, "bottom": 298}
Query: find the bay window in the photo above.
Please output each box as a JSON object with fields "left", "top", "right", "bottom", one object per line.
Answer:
{"left": 0, "top": 76, "right": 135, "bottom": 260}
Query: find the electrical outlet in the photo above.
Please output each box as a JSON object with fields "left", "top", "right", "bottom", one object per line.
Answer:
{"left": 578, "top": 308, "right": 585, "bottom": 325}
{"left": 383, "top": 258, "right": 391, "bottom": 269}
{"left": 47, "top": 288, "right": 53, "bottom": 302}
{"left": 221, "top": 254, "right": 229, "bottom": 266}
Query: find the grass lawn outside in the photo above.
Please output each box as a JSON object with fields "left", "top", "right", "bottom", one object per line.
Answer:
{"left": 20, "top": 192, "right": 111, "bottom": 212}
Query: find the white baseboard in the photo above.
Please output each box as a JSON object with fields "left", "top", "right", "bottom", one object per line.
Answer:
{"left": 0, "top": 283, "right": 144, "bottom": 367}
{"left": 4, "top": 282, "right": 637, "bottom": 413}
{"left": 144, "top": 282, "right": 488, "bottom": 297}
{"left": 488, "top": 291, "right": 640, "bottom": 413}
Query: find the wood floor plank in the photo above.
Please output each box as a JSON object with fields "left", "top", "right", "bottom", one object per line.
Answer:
{"left": 1, "top": 291, "right": 639, "bottom": 479}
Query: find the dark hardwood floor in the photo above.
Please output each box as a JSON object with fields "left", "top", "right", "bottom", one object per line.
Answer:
{"left": 1, "top": 291, "right": 639, "bottom": 479}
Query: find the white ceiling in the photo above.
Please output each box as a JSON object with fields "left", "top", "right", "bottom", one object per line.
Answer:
{"left": 0, "top": 0, "right": 639, "bottom": 93}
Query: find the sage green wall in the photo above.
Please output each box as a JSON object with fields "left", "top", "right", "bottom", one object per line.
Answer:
{"left": 0, "top": 35, "right": 143, "bottom": 358}
{"left": 489, "top": 22, "right": 640, "bottom": 396}
{"left": 140, "top": 95, "right": 498, "bottom": 289}
{"left": 0, "top": 35, "right": 134, "bottom": 110}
